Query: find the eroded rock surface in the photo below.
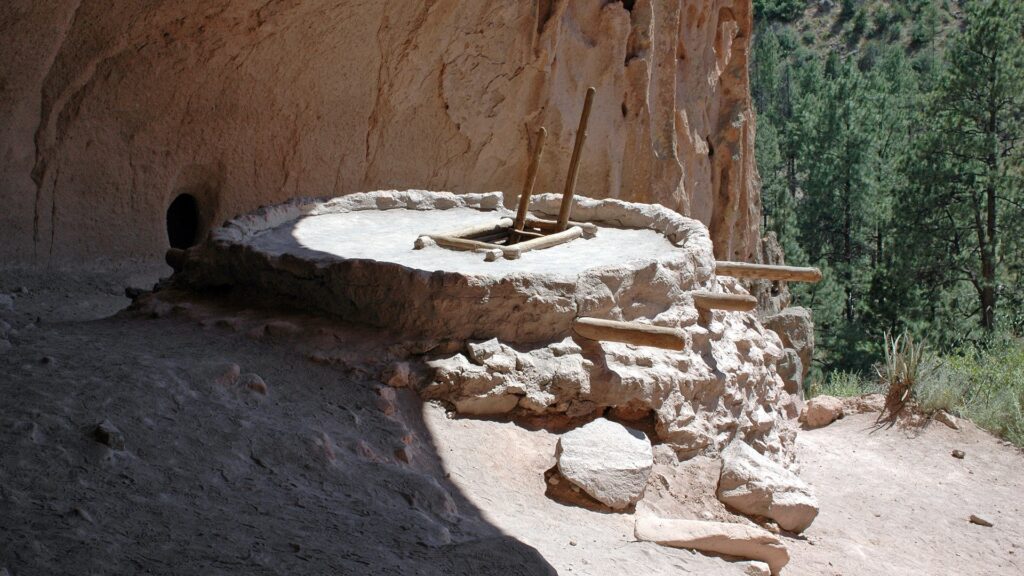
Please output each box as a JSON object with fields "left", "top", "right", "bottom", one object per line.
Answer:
{"left": 716, "top": 441, "right": 818, "bottom": 534}
{"left": 2, "top": 0, "right": 761, "bottom": 265}
{"left": 764, "top": 307, "right": 815, "bottom": 383}
{"left": 555, "top": 418, "right": 653, "bottom": 510}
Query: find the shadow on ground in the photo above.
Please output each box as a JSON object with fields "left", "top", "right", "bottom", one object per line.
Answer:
{"left": 0, "top": 279, "right": 555, "bottom": 575}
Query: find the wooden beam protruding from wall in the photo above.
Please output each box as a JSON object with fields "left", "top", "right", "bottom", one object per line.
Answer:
{"left": 715, "top": 261, "right": 822, "bottom": 283}
{"left": 572, "top": 317, "right": 687, "bottom": 351}
{"left": 690, "top": 291, "right": 758, "bottom": 312}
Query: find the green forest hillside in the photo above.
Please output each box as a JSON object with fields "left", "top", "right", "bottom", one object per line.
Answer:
{"left": 755, "top": 0, "right": 959, "bottom": 51}
{"left": 750, "top": 0, "right": 1024, "bottom": 443}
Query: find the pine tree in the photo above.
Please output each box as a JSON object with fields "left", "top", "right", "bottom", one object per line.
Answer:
{"left": 903, "top": 0, "right": 1024, "bottom": 336}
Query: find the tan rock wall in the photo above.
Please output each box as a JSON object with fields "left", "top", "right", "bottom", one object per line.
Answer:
{"left": 0, "top": 0, "right": 761, "bottom": 265}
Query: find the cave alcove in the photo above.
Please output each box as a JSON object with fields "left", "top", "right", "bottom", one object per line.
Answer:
{"left": 166, "top": 193, "right": 201, "bottom": 249}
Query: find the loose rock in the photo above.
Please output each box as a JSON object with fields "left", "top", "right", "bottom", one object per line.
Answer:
{"left": 801, "top": 395, "right": 844, "bottom": 429}
{"left": 934, "top": 410, "right": 960, "bottom": 430}
{"left": 93, "top": 419, "right": 125, "bottom": 450}
{"left": 952, "top": 449, "right": 965, "bottom": 459}
{"left": 844, "top": 393, "right": 885, "bottom": 414}
{"left": 0, "top": 294, "right": 13, "bottom": 311}
{"left": 717, "top": 441, "right": 819, "bottom": 534}
{"left": 239, "top": 373, "right": 268, "bottom": 395}
{"left": 969, "top": 514, "right": 994, "bottom": 527}
{"left": 385, "top": 361, "right": 413, "bottom": 388}
{"left": 556, "top": 418, "right": 653, "bottom": 510}
{"left": 634, "top": 515, "right": 790, "bottom": 575}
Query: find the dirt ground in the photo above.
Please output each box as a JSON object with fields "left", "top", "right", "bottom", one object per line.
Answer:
{"left": 1, "top": 264, "right": 1021, "bottom": 575}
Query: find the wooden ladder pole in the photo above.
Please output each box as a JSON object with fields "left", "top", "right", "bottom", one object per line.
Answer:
{"left": 512, "top": 127, "right": 547, "bottom": 243}
{"left": 557, "top": 87, "right": 596, "bottom": 231}
{"left": 524, "top": 216, "right": 598, "bottom": 237}
{"left": 501, "top": 226, "right": 582, "bottom": 260}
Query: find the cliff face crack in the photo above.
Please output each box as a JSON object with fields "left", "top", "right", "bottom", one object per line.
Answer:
{"left": 362, "top": 9, "right": 391, "bottom": 179}
{"left": 47, "top": 166, "right": 60, "bottom": 259}
{"left": 31, "top": 0, "right": 83, "bottom": 258}
{"left": 536, "top": 0, "right": 556, "bottom": 38}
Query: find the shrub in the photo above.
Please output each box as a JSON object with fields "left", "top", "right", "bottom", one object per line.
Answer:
{"left": 917, "top": 338, "right": 1024, "bottom": 446}
{"left": 840, "top": 0, "right": 857, "bottom": 20}
{"left": 849, "top": 7, "right": 868, "bottom": 38}
{"left": 873, "top": 5, "right": 897, "bottom": 35}
{"left": 810, "top": 370, "right": 880, "bottom": 398}
{"left": 754, "top": 0, "right": 805, "bottom": 22}
{"left": 877, "top": 332, "right": 933, "bottom": 418}
{"left": 909, "top": 1, "right": 939, "bottom": 46}
{"left": 816, "top": 333, "right": 1024, "bottom": 446}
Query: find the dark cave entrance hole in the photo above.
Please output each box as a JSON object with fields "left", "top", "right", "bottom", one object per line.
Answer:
{"left": 166, "top": 193, "right": 200, "bottom": 249}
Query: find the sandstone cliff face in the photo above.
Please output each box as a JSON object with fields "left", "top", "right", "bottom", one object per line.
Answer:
{"left": 0, "top": 0, "right": 760, "bottom": 265}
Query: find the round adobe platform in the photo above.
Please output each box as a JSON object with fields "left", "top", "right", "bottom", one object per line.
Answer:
{"left": 175, "top": 190, "right": 716, "bottom": 344}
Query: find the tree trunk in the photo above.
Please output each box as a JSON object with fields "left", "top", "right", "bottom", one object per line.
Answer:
{"left": 842, "top": 109, "right": 854, "bottom": 322}
{"left": 980, "top": 51, "right": 1000, "bottom": 332}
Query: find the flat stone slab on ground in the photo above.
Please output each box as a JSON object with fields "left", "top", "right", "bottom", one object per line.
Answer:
{"left": 634, "top": 515, "right": 789, "bottom": 575}
{"left": 556, "top": 418, "right": 653, "bottom": 509}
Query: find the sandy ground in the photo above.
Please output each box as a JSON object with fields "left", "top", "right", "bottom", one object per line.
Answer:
{"left": 1, "top": 264, "right": 1021, "bottom": 575}
{"left": 788, "top": 413, "right": 1023, "bottom": 575}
